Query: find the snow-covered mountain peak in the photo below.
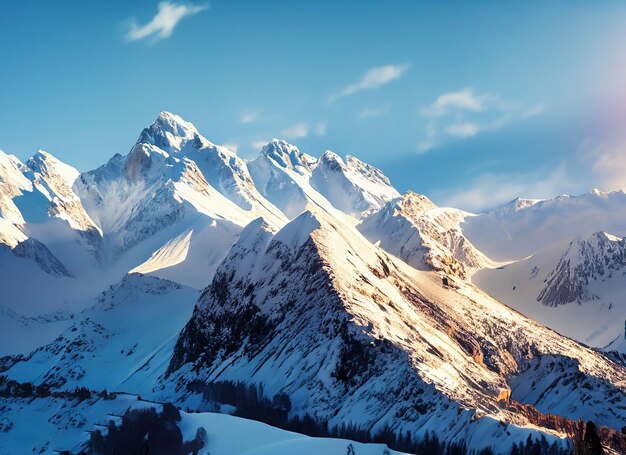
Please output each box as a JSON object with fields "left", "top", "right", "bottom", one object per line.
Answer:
{"left": 130, "top": 113, "right": 287, "bottom": 226}
{"left": 240, "top": 216, "right": 277, "bottom": 240}
{"left": 473, "top": 228, "right": 626, "bottom": 352}
{"left": 74, "top": 112, "right": 286, "bottom": 255}
{"left": 0, "top": 150, "right": 30, "bottom": 191}
{"left": 482, "top": 228, "right": 626, "bottom": 312}
{"left": 344, "top": 153, "right": 397, "bottom": 190}
{"left": 359, "top": 191, "right": 490, "bottom": 278}
{"left": 394, "top": 191, "right": 438, "bottom": 217}
{"left": 0, "top": 151, "right": 32, "bottom": 224}
{"left": 590, "top": 188, "right": 606, "bottom": 197}
{"left": 318, "top": 149, "right": 343, "bottom": 164}
{"left": 572, "top": 230, "right": 621, "bottom": 245}
{"left": 259, "top": 139, "right": 317, "bottom": 173}
{"left": 593, "top": 230, "right": 621, "bottom": 242}
{"left": 137, "top": 111, "right": 204, "bottom": 151}
{"left": 547, "top": 230, "right": 626, "bottom": 286}
{"left": 493, "top": 197, "right": 542, "bottom": 215}
{"left": 24, "top": 150, "right": 81, "bottom": 199}
{"left": 309, "top": 149, "right": 400, "bottom": 218}
{"left": 273, "top": 210, "right": 322, "bottom": 249}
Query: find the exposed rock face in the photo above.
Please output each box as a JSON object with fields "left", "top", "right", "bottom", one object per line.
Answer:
{"left": 538, "top": 232, "right": 626, "bottom": 307}
{"left": 359, "top": 191, "right": 490, "bottom": 279}
{"left": 11, "top": 238, "right": 72, "bottom": 277}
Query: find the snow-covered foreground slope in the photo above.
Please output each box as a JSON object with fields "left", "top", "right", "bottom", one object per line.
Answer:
{"left": 0, "top": 392, "right": 409, "bottom": 455}
{"left": 474, "top": 231, "right": 626, "bottom": 353}
{"left": 359, "top": 191, "right": 491, "bottom": 279}
{"left": 179, "top": 411, "right": 408, "bottom": 455}
{"left": 165, "top": 207, "right": 625, "bottom": 453}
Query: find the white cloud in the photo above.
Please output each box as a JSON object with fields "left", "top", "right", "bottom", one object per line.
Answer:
{"left": 125, "top": 2, "right": 207, "bottom": 42}
{"left": 521, "top": 103, "right": 547, "bottom": 119}
{"left": 281, "top": 122, "right": 309, "bottom": 139}
{"left": 581, "top": 138, "right": 626, "bottom": 191}
{"left": 315, "top": 122, "right": 327, "bottom": 136}
{"left": 434, "top": 163, "right": 577, "bottom": 212}
{"left": 420, "top": 88, "right": 493, "bottom": 118}
{"left": 251, "top": 139, "right": 269, "bottom": 151}
{"left": 417, "top": 88, "right": 544, "bottom": 153}
{"left": 222, "top": 142, "right": 238, "bottom": 153}
{"left": 331, "top": 64, "right": 409, "bottom": 101}
{"left": 417, "top": 123, "right": 438, "bottom": 153}
{"left": 240, "top": 110, "right": 260, "bottom": 124}
{"left": 359, "top": 105, "right": 390, "bottom": 119}
{"left": 444, "top": 122, "right": 480, "bottom": 139}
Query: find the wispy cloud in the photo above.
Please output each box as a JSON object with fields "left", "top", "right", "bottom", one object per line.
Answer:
{"left": 420, "top": 88, "right": 494, "bottom": 118}
{"left": 222, "top": 142, "right": 239, "bottom": 153}
{"left": 521, "top": 103, "right": 547, "bottom": 119}
{"left": 359, "top": 105, "right": 390, "bottom": 119}
{"left": 281, "top": 122, "right": 309, "bottom": 139}
{"left": 240, "top": 110, "right": 260, "bottom": 124}
{"left": 330, "top": 64, "right": 409, "bottom": 101}
{"left": 251, "top": 139, "right": 269, "bottom": 151}
{"left": 434, "top": 163, "right": 577, "bottom": 212}
{"left": 581, "top": 138, "right": 626, "bottom": 191}
{"left": 444, "top": 122, "right": 480, "bottom": 139}
{"left": 125, "top": 2, "right": 207, "bottom": 42}
{"left": 315, "top": 122, "right": 327, "bottom": 136}
{"left": 417, "top": 88, "right": 545, "bottom": 153}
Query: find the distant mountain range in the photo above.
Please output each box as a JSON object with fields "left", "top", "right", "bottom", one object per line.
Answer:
{"left": 0, "top": 112, "right": 624, "bottom": 454}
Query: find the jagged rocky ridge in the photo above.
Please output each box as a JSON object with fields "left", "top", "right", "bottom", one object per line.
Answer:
{"left": 165, "top": 208, "right": 626, "bottom": 452}
{"left": 359, "top": 191, "right": 490, "bottom": 279}
{"left": 538, "top": 232, "right": 626, "bottom": 307}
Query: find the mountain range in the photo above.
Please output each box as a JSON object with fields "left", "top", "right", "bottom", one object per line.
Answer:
{"left": 0, "top": 112, "right": 624, "bottom": 454}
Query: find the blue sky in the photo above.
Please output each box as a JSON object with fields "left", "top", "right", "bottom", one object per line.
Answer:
{"left": 2, "top": 1, "right": 626, "bottom": 210}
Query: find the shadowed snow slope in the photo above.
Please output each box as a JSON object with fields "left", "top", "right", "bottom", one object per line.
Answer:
{"left": 0, "top": 394, "right": 410, "bottom": 455}
{"left": 5, "top": 273, "right": 198, "bottom": 392}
